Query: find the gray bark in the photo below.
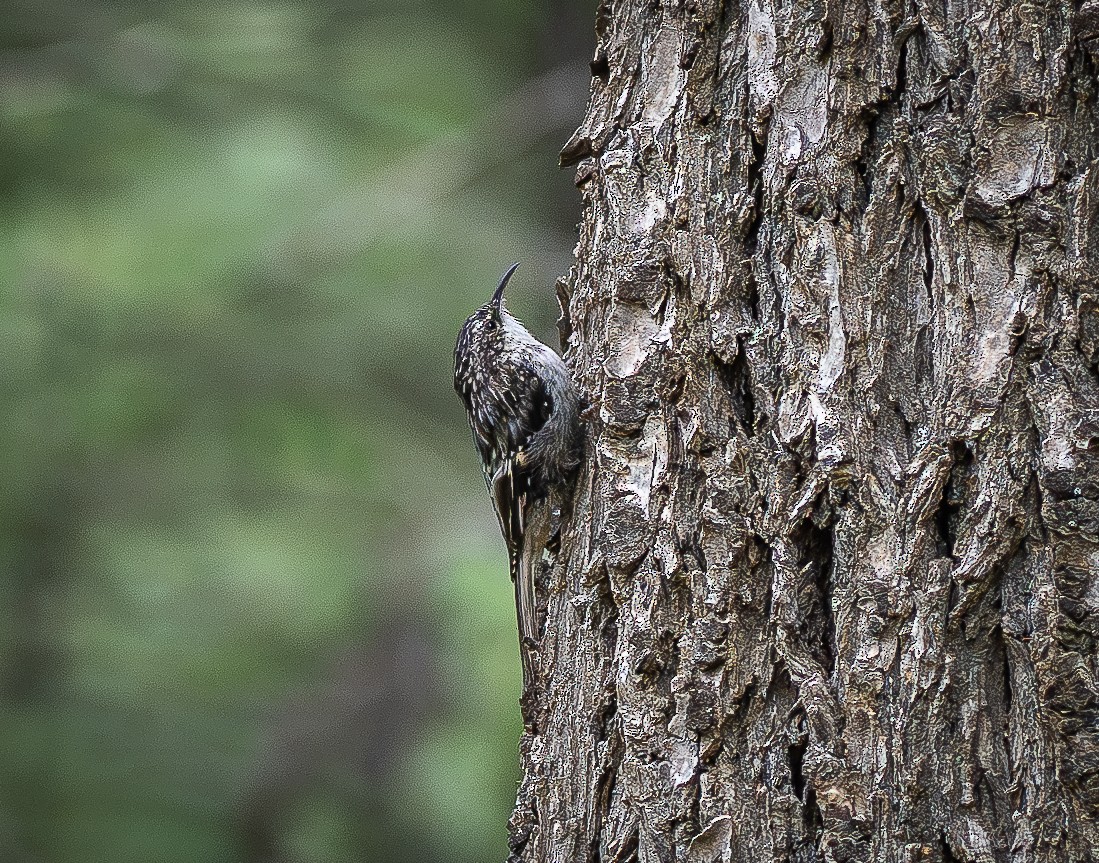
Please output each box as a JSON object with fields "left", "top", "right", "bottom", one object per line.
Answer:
{"left": 511, "top": 1, "right": 1099, "bottom": 861}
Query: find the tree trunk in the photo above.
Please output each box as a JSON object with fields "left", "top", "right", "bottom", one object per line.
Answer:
{"left": 510, "top": 1, "right": 1099, "bottom": 861}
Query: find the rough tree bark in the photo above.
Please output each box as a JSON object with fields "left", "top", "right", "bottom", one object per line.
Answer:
{"left": 510, "top": 1, "right": 1099, "bottom": 861}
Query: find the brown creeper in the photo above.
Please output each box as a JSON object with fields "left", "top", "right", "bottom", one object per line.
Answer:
{"left": 454, "top": 263, "right": 581, "bottom": 687}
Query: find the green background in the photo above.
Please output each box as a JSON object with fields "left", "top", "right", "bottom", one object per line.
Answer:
{"left": 0, "top": 2, "right": 592, "bottom": 860}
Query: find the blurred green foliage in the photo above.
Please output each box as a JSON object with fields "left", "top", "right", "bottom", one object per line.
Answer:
{"left": 0, "top": 2, "right": 590, "bottom": 860}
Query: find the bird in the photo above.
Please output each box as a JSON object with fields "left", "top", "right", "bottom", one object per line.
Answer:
{"left": 454, "top": 263, "right": 581, "bottom": 689}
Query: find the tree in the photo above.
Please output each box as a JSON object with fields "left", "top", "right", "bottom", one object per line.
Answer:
{"left": 509, "top": 1, "right": 1099, "bottom": 860}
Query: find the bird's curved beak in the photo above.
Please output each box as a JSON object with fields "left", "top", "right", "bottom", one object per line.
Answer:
{"left": 491, "top": 262, "right": 520, "bottom": 314}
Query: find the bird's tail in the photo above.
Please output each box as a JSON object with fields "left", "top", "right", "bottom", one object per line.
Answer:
{"left": 512, "top": 544, "right": 537, "bottom": 690}
{"left": 514, "top": 496, "right": 554, "bottom": 692}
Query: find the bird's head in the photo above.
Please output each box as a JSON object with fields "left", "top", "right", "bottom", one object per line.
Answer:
{"left": 458, "top": 262, "right": 520, "bottom": 346}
